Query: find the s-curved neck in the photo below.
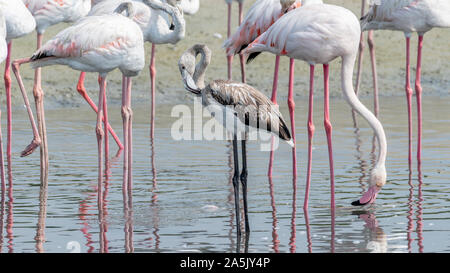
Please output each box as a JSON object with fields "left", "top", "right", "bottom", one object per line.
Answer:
{"left": 144, "top": 0, "right": 186, "bottom": 44}
{"left": 341, "top": 53, "right": 387, "bottom": 171}
{"left": 188, "top": 44, "right": 211, "bottom": 89}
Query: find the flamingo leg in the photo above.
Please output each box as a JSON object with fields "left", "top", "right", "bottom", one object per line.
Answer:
{"left": 238, "top": 1, "right": 246, "bottom": 83}
{"left": 126, "top": 77, "right": 133, "bottom": 205}
{"left": 33, "top": 33, "right": 49, "bottom": 184}
{"left": 96, "top": 75, "right": 106, "bottom": 210}
{"left": 150, "top": 44, "right": 156, "bottom": 140}
{"left": 4, "top": 42, "right": 12, "bottom": 161}
{"left": 232, "top": 134, "right": 241, "bottom": 237}
{"left": 368, "top": 31, "right": 379, "bottom": 117}
{"left": 268, "top": 55, "right": 280, "bottom": 177}
{"left": 102, "top": 78, "right": 109, "bottom": 167}
{"left": 240, "top": 138, "right": 249, "bottom": 234}
{"left": 121, "top": 75, "right": 130, "bottom": 202}
{"left": 0, "top": 98, "right": 4, "bottom": 189}
{"left": 405, "top": 35, "right": 413, "bottom": 169}
{"left": 323, "top": 64, "right": 335, "bottom": 209}
{"left": 354, "top": 0, "right": 366, "bottom": 97}
{"left": 287, "top": 58, "right": 297, "bottom": 177}
{"left": 11, "top": 58, "right": 41, "bottom": 157}
{"left": 227, "top": 2, "right": 233, "bottom": 81}
{"left": 415, "top": 35, "right": 424, "bottom": 165}
{"left": 304, "top": 65, "right": 315, "bottom": 209}
{"left": 76, "top": 72, "right": 124, "bottom": 150}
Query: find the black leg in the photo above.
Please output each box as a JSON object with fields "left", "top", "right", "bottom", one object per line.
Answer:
{"left": 240, "top": 139, "right": 250, "bottom": 234}
{"left": 232, "top": 134, "right": 241, "bottom": 237}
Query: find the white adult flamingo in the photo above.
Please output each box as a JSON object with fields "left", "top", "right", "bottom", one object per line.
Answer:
{"left": 0, "top": 0, "right": 35, "bottom": 167}
{"left": 361, "top": 0, "right": 450, "bottom": 167}
{"left": 83, "top": 0, "right": 185, "bottom": 140}
{"left": 12, "top": 3, "right": 145, "bottom": 206}
{"left": 178, "top": 44, "right": 293, "bottom": 235}
{"left": 243, "top": 3, "right": 387, "bottom": 208}
{"left": 177, "top": 0, "right": 199, "bottom": 15}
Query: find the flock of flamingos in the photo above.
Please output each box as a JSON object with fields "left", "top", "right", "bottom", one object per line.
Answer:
{"left": 0, "top": 0, "right": 449, "bottom": 243}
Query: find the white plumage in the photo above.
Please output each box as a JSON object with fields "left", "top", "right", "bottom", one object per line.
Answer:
{"left": 0, "top": 0, "right": 36, "bottom": 41}
{"left": 23, "top": 0, "right": 91, "bottom": 34}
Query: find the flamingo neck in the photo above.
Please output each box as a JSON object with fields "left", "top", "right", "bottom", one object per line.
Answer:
{"left": 341, "top": 53, "right": 387, "bottom": 185}
{"left": 190, "top": 45, "right": 211, "bottom": 89}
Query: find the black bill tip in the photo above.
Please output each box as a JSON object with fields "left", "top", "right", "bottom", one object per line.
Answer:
{"left": 351, "top": 200, "right": 366, "bottom": 206}
{"left": 170, "top": 23, "right": 175, "bottom": 30}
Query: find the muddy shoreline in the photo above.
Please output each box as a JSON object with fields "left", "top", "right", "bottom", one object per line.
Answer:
{"left": 5, "top": 0, "right": 450, "bottom": 109}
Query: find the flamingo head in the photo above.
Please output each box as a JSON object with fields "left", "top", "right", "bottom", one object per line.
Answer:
{"left": 352, "top": 166, "right": 386, "bottom": 206}
{"left": 281, "top": 0, "right": 301, "bottom": 14}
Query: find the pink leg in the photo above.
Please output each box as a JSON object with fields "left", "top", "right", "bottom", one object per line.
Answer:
{"left": 126, "top": 77, "right": 133, "bottom": 202}
{"left": 287, "top": 58, "right": 297, "bottom": 178}
{"left": 304, "top": 65, "right": 315, "bottom": 209}
{"left": 227, "top": 3, "right": 233, "bottom": 81}
{"left": 368, "top": 31, "right": 379, "bottom": 117}
{"left": 33, "top": 33, "right": 49, "bottom": 183}
{"left": 238, "top": 1, "right": 246, "bottom": 83}
{"left": 96, "top": 76, "right": 106, "bottom": 210}
{"left": 77, "top": 72, "right": 123, "bottom": 150}
{"left": 4, "top": 42, "right": 12, "bottom": 161}
{"left": 11, "top": 58, "right": 41, "bottom": 156}
{"left": 415, "top": 35, "right": 424, "bottom": 165}
{"left": 0, "top": 94, "right": 5, "bottom": 188}
{"left": 121, "top": 75, "right": 130, "bottom": 202}
{"left": 323, "top": 64, "right": 335, "bottom": 209}
{"left": 102, "top": 77, "right": 109, "bottom": 167}
{"left": 405, "top": 36, "right": 413, "bottom": 170}
{"left": 354, "top": 0, "right": 366, "bottom": 97}
{"left": 268, "top": 56, "right": 280, "bottom": 177}
{"left": 150, "top": 44, "right": 156, "bottom": 140}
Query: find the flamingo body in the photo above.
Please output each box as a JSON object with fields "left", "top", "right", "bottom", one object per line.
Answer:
{"left": 1, "top": 0, "right": 36, "bottom": 41}
{"left": 31, "top": 14, "right": 145, "bottom": 76}
{"left": 361, "top": 0, "right": 450, "bottom": 34}
{"left": 23, "top": 0, "right": 91, "bottom": 34}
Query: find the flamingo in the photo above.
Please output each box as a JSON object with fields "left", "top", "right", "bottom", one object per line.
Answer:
{"left": 243, "top": 3, "right": 387, "bottom": 208}
{"left": 84, "top": 0, "right": 185, "bottom": 141}
{"left": 177, "top": 0, "right": 199, "bottom": 15}
{"left": 0, "top": 0, "right": 36, "bottom": 173}
{"left": 361, "top": 0, "right": 450, "bottom": 168}
{"left": 12, "top": 3, "right": 145, "bottom": 208}
{"left": 178, "top": 44, "right": 293, "bottom": 236}
{"left": 224, "top": 0, "right": 245, "bottom": 82}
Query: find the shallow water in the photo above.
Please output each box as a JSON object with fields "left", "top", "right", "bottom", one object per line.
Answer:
{"left": 1, "top": 95, "right": 449, "bottom": 253}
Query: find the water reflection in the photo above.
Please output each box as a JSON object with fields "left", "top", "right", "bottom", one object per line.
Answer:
{"left": 289, "top": 175, "right": 297, "bottom": 253}
{"left": 34, "top": 177, "right": 48, "bottom": 253}
{"left": 6, "top": 160, "right": 13, "bottom": 253}
{"left": 268, "top": 176, "right": 279, "bottom": 253}
{"left": 353, "top": 210, "right": 387, "bottom": 253}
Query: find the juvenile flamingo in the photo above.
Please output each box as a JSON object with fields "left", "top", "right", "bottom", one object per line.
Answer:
{"left": 84, "top": 0, "right": 185, "bottom": 140}
{"left": 12, "top": 3, "right": 145, "bottom": 208}
{"left": 178, "top": 44, "right": 293, "bottom": 236}
{"left": 0, "top": 0, "right": 35, "bottom": 169}
{"left": 243, "top": 3, "right": 387, "bottom": 207}
{"left": 361, "top": 0, "right": 450, "bottom": 167}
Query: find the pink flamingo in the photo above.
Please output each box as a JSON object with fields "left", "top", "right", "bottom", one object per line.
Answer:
{"left": 12, "top": 3, "right": 145, "bottom": 209}
{"left": 243, "top": 3, "right": 387, "bottom": 208}
{"left": 361, "top": 0, "right": 450, "bottom": 168}
{"left": 0, "top": 0, "right": 35, "bottom": 176}
{"left": 85, "top": 0, "right": 185, "bottom": 141}
{"left": 225, "top": 0, "right": 245, "bottom": 81}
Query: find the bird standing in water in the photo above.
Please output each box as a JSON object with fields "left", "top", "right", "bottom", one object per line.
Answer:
{"left": 361, "top": 0, "right": 450, "bottom": 168}
{"left": 12, "top": 3, "right": 145, "bottom": 208}
{"left": 178, "top": 44, "right": 293, "bottom": 236}
{"left": 243, "top": 3, "right": 387, "bottom": 208}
